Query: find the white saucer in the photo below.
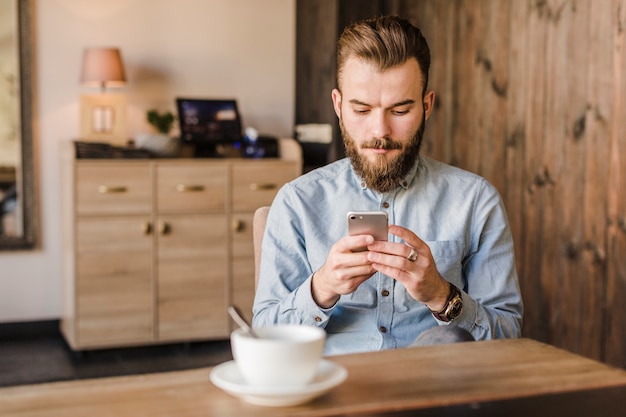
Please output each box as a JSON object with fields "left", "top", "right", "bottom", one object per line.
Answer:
{"left": 210, "top": 359, "right": 348, "bottom": 407}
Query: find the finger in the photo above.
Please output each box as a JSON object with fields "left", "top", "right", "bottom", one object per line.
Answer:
{"left": 370, "top": 261, "right": 412, "bottom": 284}
{"left": 337, "top": 234, "right": 375, "bottom": 253}
{"left": 367, "top": 249, "right": 415, "bottom": 272}
{"left": 335, "top": 274, "right": 376, "bottom": 295}
{"left": 317, "top": 262, "right": 375, "bottom": 296}
{"left": 388, "top": 225, "right": 432, "bottom": 257}
{"left": 333, "top": 264, "right": 377, "bottom": 281}
{"left": 324, "top": 248, "right": 376, "bottom": 276}
{"left": 365, "top": 240, "right": 416, "bottom": 260}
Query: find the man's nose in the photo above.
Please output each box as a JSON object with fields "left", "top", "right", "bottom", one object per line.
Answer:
{"left": 369, "top": 111, "right": 392, "bottom": 138}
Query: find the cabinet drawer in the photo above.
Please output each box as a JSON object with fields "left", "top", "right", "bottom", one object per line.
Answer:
{"left": 232, "top": 162, "right": 298, "bottom": 211}
{"left": 76, "top": 164, "right": 152, "bottom": 215}
{"left": 156, "top": 164, "right": 228, "bottom": 213}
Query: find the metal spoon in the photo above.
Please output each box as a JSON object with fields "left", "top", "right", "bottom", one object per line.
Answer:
{"left": 228, "top": 305, "right": 259, "bottom": 338}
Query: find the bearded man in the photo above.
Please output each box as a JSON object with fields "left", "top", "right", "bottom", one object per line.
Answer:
{"left": 252, "top": 16, "right": 523, "bottom": 355}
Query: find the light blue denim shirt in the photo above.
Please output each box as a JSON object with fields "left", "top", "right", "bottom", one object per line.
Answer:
{"left": 252, "top": 156, "right": 523, "bottom": 355}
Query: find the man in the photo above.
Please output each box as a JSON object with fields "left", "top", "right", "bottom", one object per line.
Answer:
{"left": 253, "top": 15, "right": 523, "bottom": 355}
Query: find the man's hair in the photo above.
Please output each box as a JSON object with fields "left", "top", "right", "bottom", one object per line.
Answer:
{"left": 336, "top": 15, "right": 431, "bottom": 96}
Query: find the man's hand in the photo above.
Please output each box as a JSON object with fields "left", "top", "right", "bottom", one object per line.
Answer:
{"left": 311, "top": 234, "right": 378, "bottom": 308}
{"left": 366, "top": 225, "right": 451, "bottom": 311}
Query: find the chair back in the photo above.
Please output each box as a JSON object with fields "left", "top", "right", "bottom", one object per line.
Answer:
{"left": 253, "top": 206, "right": 270, "bottom": 289}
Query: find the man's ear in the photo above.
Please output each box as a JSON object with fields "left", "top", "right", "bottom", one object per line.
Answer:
{"left": 331, "top": 88, "right": 342, "bottom": 119}
{"left": 423, "top": 90, "right": 435, "bottom": 121}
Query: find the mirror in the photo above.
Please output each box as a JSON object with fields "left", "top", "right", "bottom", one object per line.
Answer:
{"left": 0, "top": 0, "right": 35, "bottom": 250}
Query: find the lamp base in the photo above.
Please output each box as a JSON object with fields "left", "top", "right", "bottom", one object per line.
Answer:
{"left": 80, "top": 93, "right": 127, "bottom": 145}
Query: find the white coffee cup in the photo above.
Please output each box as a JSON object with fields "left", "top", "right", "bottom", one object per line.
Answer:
{"left": 230, "top": 324, "right": 326, "bottom": 388}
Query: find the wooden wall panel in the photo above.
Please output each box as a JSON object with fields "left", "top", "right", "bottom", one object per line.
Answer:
{"left": 295, "top": 0, "right": 338, "bottom": 154}
{"left": 521, "top": 0, "right": 553, "bottom": 344}
{"left": 605, "top": 0, "right": 626, "bottom": 368}
{"left": 559, "top": 0, "right": 591, "bottom": 357}
{"left": 541, "top": 0, "right": 580, "bottom": 356}
{"left": 581, "top": 0, "right": 612, "bottom": 362}
{"left": 504, "top": 0, "right": 529, "bottom": 317}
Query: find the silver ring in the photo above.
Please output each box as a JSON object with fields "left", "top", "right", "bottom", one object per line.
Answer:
{"left": 407, "top": 247, "right": 419, "bottom": 262}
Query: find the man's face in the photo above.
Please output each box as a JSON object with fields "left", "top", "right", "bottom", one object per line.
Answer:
{"left": 332, "top": 58, "right": 434, "bottom": 193}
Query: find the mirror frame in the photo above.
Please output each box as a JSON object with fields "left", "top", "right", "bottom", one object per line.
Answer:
{"left": 0, "top": 0, "right": 36, "bottom": 250}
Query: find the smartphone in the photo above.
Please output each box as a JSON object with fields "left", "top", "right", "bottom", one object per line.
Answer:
{"left": 347, "top": 211, "right": 388, "bottom": 251}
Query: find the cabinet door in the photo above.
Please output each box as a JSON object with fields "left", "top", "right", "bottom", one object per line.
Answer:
{"left": 156, "top": 213, "right": 229, "bottom": 341}
{"left": 76, "top": 216, "right": 154, "bottom": 347}
{"left": 231, "top": 212, "right": 255, "bottom": 323}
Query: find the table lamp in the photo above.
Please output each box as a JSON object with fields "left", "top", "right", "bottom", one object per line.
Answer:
{"left": 79, "top": 47, "right": 128, "bottom": 144}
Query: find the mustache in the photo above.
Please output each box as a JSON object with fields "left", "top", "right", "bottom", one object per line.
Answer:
{"left": 361, "top": 138, "right": 403, "bottom": 150}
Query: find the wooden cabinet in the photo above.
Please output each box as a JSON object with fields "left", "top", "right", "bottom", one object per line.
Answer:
{"left": 61, "top": 154, "right": 300, "bottom": 350}
{"left": 230, "top": 161, "right": 301, "bottom": 323}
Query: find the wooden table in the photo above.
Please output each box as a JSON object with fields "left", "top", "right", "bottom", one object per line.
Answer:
{"left": 1, "top": 338, "right": 626, "bottom": 417}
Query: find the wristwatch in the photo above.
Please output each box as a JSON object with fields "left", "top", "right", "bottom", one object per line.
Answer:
{"left": 429, "top": 283, "right": 463, "bottom": 322}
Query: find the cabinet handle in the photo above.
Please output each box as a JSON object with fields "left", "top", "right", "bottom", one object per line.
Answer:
{"left": 175, "top": 184, "right": 205, "bottom": 192}
{"left": 159, "top": 222, "right": 171, "bottom": 235}
{"left": 142, "top": 222, "right": 152, "bottom": 235}
{"left": 232, "top": 219, "right": 245, "bottom": 233}
{"left": 98, "top": 185, "right": 128, "bottom": 194}
{"left": 249, "top": 183, "right": 276, "bottom": 191}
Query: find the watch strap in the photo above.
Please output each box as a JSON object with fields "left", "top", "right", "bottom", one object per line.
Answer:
{"left": 428, "top": 283, "right": 462, "bottom": 322}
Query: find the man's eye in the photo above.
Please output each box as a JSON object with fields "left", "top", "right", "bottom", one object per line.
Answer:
{"left": 392, "top": 109, "right": 410, "bottom": 115}
{"left": 354, "top": 108, "right": 370, "bottom": 114}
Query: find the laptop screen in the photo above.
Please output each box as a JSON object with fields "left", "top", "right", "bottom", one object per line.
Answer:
{"left": 176, "top": 98, "right": 243, "bottom": 143}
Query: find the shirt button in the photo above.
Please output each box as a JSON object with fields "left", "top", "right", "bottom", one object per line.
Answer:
{"left": 402, "top": 181, "right": 408, "bottom": 187}
{"left": 314, "top": 316, "right": 322, "bottom": 323}
{"left": 360, "top": 181, "right": 366, "bottom": 189}
{"left": 381, "top": 289, "right": 389, "bottom": 297}
{"left": 382, "top": 202, "right": 390, "bottom": 208}
{"left": 379, "top": 326, "right": 387, "bottom": 333}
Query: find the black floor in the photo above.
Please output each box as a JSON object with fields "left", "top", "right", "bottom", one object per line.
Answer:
{"left": 0, "top": 320, "right": 233, "bottom": 388}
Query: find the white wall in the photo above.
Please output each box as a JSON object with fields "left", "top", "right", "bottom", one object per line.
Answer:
{"left": 0, "top": 0, "right": 295, "bottom": 322}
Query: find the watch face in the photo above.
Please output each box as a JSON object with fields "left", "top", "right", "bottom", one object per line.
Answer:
{"left": 447, "top": 296, "right": 463, "bottom": 320}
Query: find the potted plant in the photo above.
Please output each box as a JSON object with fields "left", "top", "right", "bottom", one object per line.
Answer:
{"left": 147, "top": 110, "right": 175, "bottom": 136}
{"left": 135, "top": 109, "right": 178, "bottom": 156}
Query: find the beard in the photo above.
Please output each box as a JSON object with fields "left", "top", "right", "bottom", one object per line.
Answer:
{"left": 342, "top": 114, "right": 426, "bottom": 193}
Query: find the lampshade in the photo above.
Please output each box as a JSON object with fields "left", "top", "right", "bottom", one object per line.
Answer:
{"left": 80, "top": 47, "right": 127, "bottom": 90}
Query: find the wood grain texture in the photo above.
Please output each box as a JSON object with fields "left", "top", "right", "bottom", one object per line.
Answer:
{"left": 296, "top": 0, "right": 339, "bottom": 158}
{"left": 231, "top": 212, "right": 256, "bottom": 322}
{"left": 1, "top": 339, "right": 625, "bottom": 417}
{"left": 156, "top": 214, "right": 229, "bottom": 341}
{"left": 156, "top": 162, "right": 228, "bottom": 213}
{"left": 605, "top": 0, "right": 626, "bottom": 368}
{"left": 75, "top": 163, "right": 152, "bottom": 215}
{"left": 75, "top": 216, "right": 154, "bottom": 347}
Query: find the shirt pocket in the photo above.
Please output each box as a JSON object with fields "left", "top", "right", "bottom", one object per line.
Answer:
{"left": 426, "top": 240, "right": 465, "bottom": 286}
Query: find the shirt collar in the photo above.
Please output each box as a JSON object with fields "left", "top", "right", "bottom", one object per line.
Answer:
{"left": 352, "top": 157, "right": 422, "bottom": 192}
